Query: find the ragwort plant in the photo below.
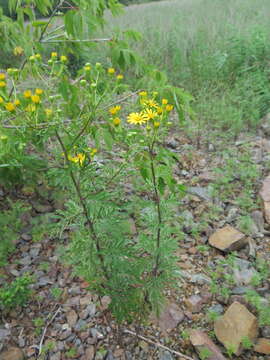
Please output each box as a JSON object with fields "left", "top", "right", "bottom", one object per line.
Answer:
{"left": 0, "top": 0, "right": 191, "bottom": 321}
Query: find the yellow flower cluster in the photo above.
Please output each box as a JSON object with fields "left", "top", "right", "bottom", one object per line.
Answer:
{"left": 109, "top": 105, "right": 122, "bottom": 126}
{"left": 126, "top": 92, "right": 174, "bottom": 128}
{"left": 68, "top": 153, "right": 86, "bottom": 166}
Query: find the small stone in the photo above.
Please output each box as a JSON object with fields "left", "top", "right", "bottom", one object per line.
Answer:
{"left": 208, "top": 304, "right": 224, "bottom": 315}
{"left": 185, "top": 295, "right": 204, "bottom": 313}
{"left": 190, "top": 330, "right": 227, "bottom": 360}
{"left": 18, "top": 337, "right": 25, "bottom": 348}
{"left": 85, "top": 346, "right": 95, "bottom": 360}
{"left": 80, "top": 303, "right": 96, "bottom": 320}
{"left": 254, "top": 338, "right": 270, "bottom": 354}
{"left": 259, "top": 174, "right": 270, "bottom": 224}
{"left": 0, "top": 329, "right": 10, "bottom": 341}
{"left": 100, "top": 296, "right": 111, "bottom": 310}
{"left": 51, "top": 352, "right": 61, "bottom": 360}
{"left": 214, "top": 301, "right": 258, "bottom": 355}
{"left": 90, "top": 328, "right": 104, "bottom": 339}
{"left": 79, "top": 295, "right": 92, "bottom": 307}
{"left": 151, "top": 302, "right": 184, "bottom": 333}
{"left": 32, "top": 203, "right": 53, "bottom": 213}
{"left": 66, "top": 310, "right": 78, "bottom": 328}
{"left": 60, "top": 330, "right": 72, "bottom": 340}
{"left": 159, "top": 350, "right": 175, "bottom": 360}
{"left": 209, "top": 225, "right": 247, "bottom": 252}
{"left": 74, "top": 319, "right": 87, "bottom": 332}
{"left": 262, "top": 326, "right": 270, "bottom": 338}
{"left": 190, "top": 273, "right": 211, "bottom": 285}
{"left": 0, "top": 347, "right": 24, "bottom": 360}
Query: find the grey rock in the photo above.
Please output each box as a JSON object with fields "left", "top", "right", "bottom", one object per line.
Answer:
{"left": 9, "top": 269, "right": 20, "bottom": 277}
{"left": 226, "top": 207, "right": 239, "bottom": 223}
{"left": 208, "top": 304, "right": 224, "bottom": 315}
{"left": 190, "top": 273, "right": 211, "bottom": 285}
{"left": 0, "top": 329, "right": 11, "bottom": 342}
{"left": 36, "top": 276, "right": 54, "bottom": 287}
{"left": 30, "top": 247, "right": 40, "bottom": 258}
{"left": 19, "top": 256, "right": 32, "bottom": 266}
{"left": 90, "top": 328, "right": 104, "bottom": 339}
{"left": 104, "top": 350, "right": 115, "bottom": 360}
{"left": 159, "top": 350, "right": 175, "bottom": 360}
{"left": 56, "top": 341, "right": 65, "bottom": 351}
{"left": 21, "top": 233, "right": 32, "bottom": 241}
{"left": 60, "top": 330, "right": 72, "bottom": 340}
{"left": 50, "top": 352, "right": 61, "bottom": 360}
{"left": 187, "top": 186, "right": 212, "bottom": 202}
{"left": 74, "top": 319, "right": 87, "bottom": 332}
{"left": 68, "top": 286, "right": 81, "bottom": 295}
{"left": 232, "top": 258, "right": 257, "bottom": 285}
{"left": 262, "top": 326, "right": 270, "bottom": 338}
{"left": 81, "top": 303, "right": 96, "bottom": 320}
{"left": 231, "top": 286, "right": 251, "bottom": 295}
{"left": 18, "top": 337, "right": 25, "bottom": 348}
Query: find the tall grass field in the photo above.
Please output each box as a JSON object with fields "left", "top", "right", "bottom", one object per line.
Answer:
{"left": 100, "top": 0, "right": 270, "bottom": 135}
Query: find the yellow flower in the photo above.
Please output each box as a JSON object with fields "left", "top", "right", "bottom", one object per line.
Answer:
{"left": 113, "top": 117, "right": 121, "bottom": 126}
{"left": 29, "top": 55, "right": 35, "bottom": 62}
{"left": 84, "top": 65, "right": 91, "bottom": 72}
{"left": 109, "top": 105, "right": 121, "bottom": 115}
{"left": 0, "top": 81, "right": 6, "bottom": 88}
{"left": 5, "top": 102, "right": 15, "bottom": 112}
{"left": 0, "top": 135, "right": 8, "bottom": 141}
{"left": 35, "top": 88, "right": 43, "bottom": 95}
{"left": 166, "top": 104, "right": 174, "bottom": 112}
{"left": 162, "top": 98, "right": 168, "bottom": 105}
{"left": 14, "top": 99, "right": 20, "bottom": 106}
{"left": 108, "top": 67, "right": 115, "bottom": 75}
{"left": 117, "top": 74, "right": 124, "bottom": 80}
{"left": 90, "top": 148, "right": 97, "bottom": 157}
{"left": 25, "top": 104, "right": 36, "bottom": 112}
{"left": 154, "top": 121, "right": 160, "bottom": 128}
{"left": 24, "top": 90, "right": 32, "bottom": 98}
{"left": 35, "top": 53, "right": 41, "bottom": 60}
{"left": 45, "top": 108, "right": 53, "bottom": 117}
{"left": 0, "top": 96, "right": 3, "bottom": 104}
{"left": 0, "top": 73, "right": 5, "bottom": 80}
{"left": 157, "top": 107, "right": 163, "bottom": 115}
{"left": 77, "top": 153, "right": 86, "bottom": 166}
{"left": 31, "top": 95, "right": 40, "bottom": 104}
{"left": 60, "top": 55, "right": 67, "bottom": 63}
{"left": 139, "top": 91, "right": 147, "bottom": 97}
{"left": 51, "top": 52, "right": 58, "bottom": 59}
{"left": 127, "top": 112, "right": 147, "bottom": 125}
{"left": 13, "top": 46, "right": 24, "bottom": 56}
{"left": 146, "top": 99, "right": 158, "bottom": 108}
{"left": 143, "top": 108, "right": 158, "bottom": 121}
{"left": 68, "top": 153, "right": 85, "bottom": 166}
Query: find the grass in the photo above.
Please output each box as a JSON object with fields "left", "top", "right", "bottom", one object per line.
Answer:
{"left": 96, "top": 0, "right": 270, "bottom": 136}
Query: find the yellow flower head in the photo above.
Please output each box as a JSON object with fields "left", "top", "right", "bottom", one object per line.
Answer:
{"left": 146, "top": 99, "right": 158, "bottom": 108}
{"left": 14, "top": 99, "right": 20, "bottom": 106}
{"left": 25, "top": 104, "right": 36, "bottom": 112}
{"left": 35, "top": 88, "right": 43, "bottom": 95}
{"left": 31, "top": 95, "right": 40, "bottom": 104}
{"left": 35, "top": 53, "right": 41, "bottom": 60}
{"left": 24, "top": 90, "right": 32, "bottom": 98}
{"left": 108, "top": 67, "right": 115, "bottom": 75}
{"left": 117, "top": 74, "right": 124, "bottom": 80}
{"left": 154, "top": 121, "right": 160, "bottom": 128}
{"left": 60, "top": 55, "right": 67, "bottom": 63}
{"left": 162, "top": 98, "right": 168, "bottom": 105}
{"left": 0, "top": 96, "right": 3, "bottom": 104}
{"left": 127, "top": 112, "right": 147, "bottom": 125}
{"left": 139, "top": 91, "right": 147, "bottom": 97}
{"left": 113, "top": 117, "right": 121, "bottom": 126}
{"left": 90, "top": 148, "right": 97, "bottom": 157}
{"left": 157, "top": 107, "right": 163, "bottom": 115}
{"left": 0, "top": 81, "right": 6, "bottom": 88}
{"left": 29, "top": 55, "right": 35, "bottom": 62}
{"left": 109, "top": 105, "right": 121, "bottom": 115}
{"left": 51, "top": 52, "right": 58, "bottom": 59}
{"left": 77, "top": 153, "right": 86, "bottom": 166}
{"left": 5, "top": 102, "right": 15, "bottom": 112}
{"left": 166, "top": 104, "right": 174, "bottom": 112}
{"left": 84, "top": 65, "right": 91, "bottom": 72}
{"left": 13, "top": 46, "right": 24, "bottom": 56}
{"left": 143, "top": 108, "right": 158, "bottom": 121}
{"left": 45, "top": 108, "right": 53, "bottom": 117}
{"left": 0, "top": 73, "right": 6, "bottom": 81}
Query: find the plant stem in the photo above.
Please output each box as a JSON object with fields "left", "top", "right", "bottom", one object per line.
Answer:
{"left": 149, "top": 141, "right": 162, "bottom": 277}
{"left": 55, "top": 130, "right": 109, "bottom": 281}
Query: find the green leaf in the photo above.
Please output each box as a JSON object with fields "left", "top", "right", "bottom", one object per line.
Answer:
{"left": 158, "top": 177, "right": 166, "bottom": 195}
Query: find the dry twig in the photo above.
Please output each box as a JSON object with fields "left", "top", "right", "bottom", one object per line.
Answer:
{"left": 123, "top": 329, "right": 195, "bottom": 360}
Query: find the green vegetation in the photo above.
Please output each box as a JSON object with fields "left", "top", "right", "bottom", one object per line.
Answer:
{"left": 97, "top": 0, "right": 270, "bottom": 135}
{"left": 0, "top": 275, "right": 33, "bottom": 310}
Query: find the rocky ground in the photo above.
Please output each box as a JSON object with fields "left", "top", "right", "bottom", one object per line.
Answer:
{"left": 1, "top": 121, "right": 270, "bottom": 360}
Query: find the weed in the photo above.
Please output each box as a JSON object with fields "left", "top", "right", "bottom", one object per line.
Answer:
{"left": 0, "top": 275, "right": 33, "bottom": 310}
